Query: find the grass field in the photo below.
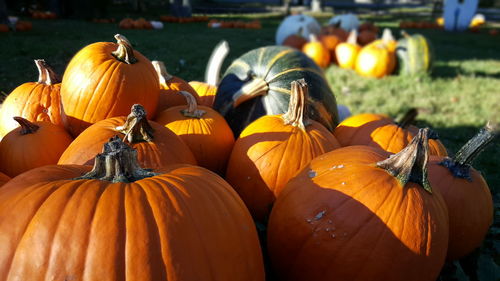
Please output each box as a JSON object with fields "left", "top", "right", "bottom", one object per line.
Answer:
{"left": 0, "top": 5, "right": 499, "bottom": 279}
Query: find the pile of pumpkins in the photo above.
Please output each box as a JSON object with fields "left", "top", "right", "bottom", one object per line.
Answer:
{"left": 277, "top": 14, "right": 433, "bottom": 78}
{"left": 0, "top": 33, "right": 496, "bottom": 281}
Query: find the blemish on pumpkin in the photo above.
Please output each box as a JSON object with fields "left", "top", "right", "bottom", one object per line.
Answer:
{"left": 314, "top": 210, "right": 326, "bottom": 220}
{"left": 328, "top": 220, "right": 333, "bottom": 224}
{"left": 341, "top": 182, "right": 346, "bottom": 185}
{"left": 325, "top": 228, "right": 330, "bottom": 232}
{"left": 337, "top": 164, "right": 344, "bottom": 169}
{"left": 306, "top": 219, "right": 312, "bottom": 223}
{"left": 331, "top": 234, "right": 336, "bottom": 238}
{"left": 247, "top": 176, "right": 251, "bottom": 180}
{"left": 308, "top": 170, "right": 317, "bottom": 178}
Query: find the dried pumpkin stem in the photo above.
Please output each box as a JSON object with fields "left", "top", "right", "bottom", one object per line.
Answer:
{"left": 115, "top": 104, "right": 154, "bottom": 143}
{"left": 346, "top": 30, "right": 358, "bottom": 45}
{"left": 76, "top": 136, "right": 158, "bottom": 183}
{"left": 282, "top": 79, "right": 311, "bottom": 130}
{"left": 439, "top": 121, "right": 499, "bottom": 180}
{"left": 180, "top": 91, "right": 206, "bottom": 118}
{"left": 152, "top": 60, "right": 173, "bottom": 84}
{"left": 34, "top": 59, "right": 61, "bottom": 85}
{"left": 111, "top": 34, "right": 138, "bottom": 64}
{"left": 232, "top": 71, "right": 269, "bottom": 107}
{"left": 377, "top": 128, "right": 432, "bottom": 193}
{"left": 397, "top": 108, "right": 418, "bottom": 129}
{"left": 13, "top": 116, "right": 39, "bottom": 135}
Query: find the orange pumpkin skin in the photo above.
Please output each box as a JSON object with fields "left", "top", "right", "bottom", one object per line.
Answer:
{"left": 0, "top": 172, "right": 10, "bottom": 187}
{"left": 319, "top": 34, "right": 342, "bottom": 61}
{"left": 155, "top": 104, "right": 234, "bottom": 175}
{"left": 335, "top": 31, "right": 361, "bottom": 69}
{"left": 267, "top": 145, "right": 449, "bottom": 281}
{"left": 188, "top": 81, "right": 217, "bottom": 107}
{"left": 0, "top": 165, "right": 265, "bottom": 281}
{"left": 302, "top": 36, "right": 331, "bottom": 68}
{"left": 355, "top": 42, "right": 396, "bottom": 78}
{"left": 0, "top": 60, "right": 65, "bottom": 139}
{"left": 58, "top": 116, "right": 196, "bottom": 169}
{"left": 283, "top": 34, "right": 308, "bottom": 50}
{"left": 0, "top": 119, "right": 73, "bottom": 177}
{"left": 333, "top": 113, "right": 448, "bottom": 156}
{"left": 60, "top": 35, "right": 160, "bottom": 137}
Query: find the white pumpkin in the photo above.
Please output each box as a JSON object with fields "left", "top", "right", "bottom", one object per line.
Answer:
{"left": 328, "top": 14, "right": 360, "bottom": 32}
{"left": 275, "top": 14, "right": 321, "bottom": 45}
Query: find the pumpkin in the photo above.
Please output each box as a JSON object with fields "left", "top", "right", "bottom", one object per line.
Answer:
{"left": 275, "top": 14, "right": 321, "bottom": 45}
{"left": 370, "top": 28, "right": 397, "bottom": 52}
{"left": 327, "top": 13, "right": 360, "bottom": 32}
{"left": 152, "top": 60, "right": 199, "bottom": 112}
{"left": 319, "top": 34, "right": 342, "bottom": 60}
{"left": 282, "top": 32, "right": 308, "bottom": 50}
{"left": 302, "top": 34, "right": 331, "bottom": 68}
{"left": 0, "top": 24, "right": 8, "bottom": 32}
{"left": 0, "top": 117, "right": 73, "bottom": 177}
{"left": 358, "top": 21, "right": 379, "bottom": 34}
{"left": 225, "top": 80, "right": 340, "bottom": 222}
{"left": 213, "top": 45, "right": 339, "bottom": 137}
{"left": 357, "top": 29, "right": 377, "bottom": 46}
{"left": 119, "top": 17, "right": 134, "bottom": 29}
{"left": 267, "top": 128, "right": 449, "bottom": 281}
{"left": 355, "top": 34, "right": 396, "bottom": 78}
{"left": 155, "top": 91, "right": 234, "bottom": 175}
{"left": 58, "top": 104, "right": 196, "bottom": 170}
{"left": 0, "top": 137, "right": 265, "bottom": 281}
{"left": 188, "top": 81, "right": 217, "bottom": 107}
{"left": 333, "top": 109, "right": 448, "bottom": 155}
{"left": 0, "top": 59, "right": 66, "bottom": 139}
{"left": 320, "top": 24, "right": 349, "bottom": 41}
{"left": 0, "top": 172, "right": 10, "bottom": 187}
{"left": 396, "top": 31, "right": 434, "bottom": 75}
{"left": 60, "top": 34, "right": 160, "bottom": 137}
{"left": 335, "top": 30, "right": 361, "bottom": 69}
{"left": 428, "top": 122, "right": 497, "bottom": 260}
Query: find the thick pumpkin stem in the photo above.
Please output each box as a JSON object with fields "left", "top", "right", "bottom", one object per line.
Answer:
{"left": 115, "top": 104, "right": 154, "bottom": 143}
{"left": 282, "top": 79, "right": 310, "bottom": 130}
{"left": 439, "top": 121, "right": 499, "bottom": 180}
{"left": 180, "top": 91, "right": 206, "bottom": 118}
{"left": 397, "top": 108, "right": 418, "bottom": 129}
{"left": 346, "top": 30, "right": 358, "bottom": 45}
{"left": 111, "top": 34, "right": 138, "bottom": 64}
{"left": 205, "top": 40, "right": 229, "bottom": 86}
{"left": 232, "top": 71, "right": 269, "bottom": 107}
{"left": 377, "top": 128, "right": 432, "bottom": 193}
{"left": 76, "top": 136, "right": 158, "bottom": 183}
{"left": 13, "top": 117, "right": 39, "bottom": 135}
{"left": 34, "top": 59, "right": 61, "bottom": 85}
{"left": 152, "top": 60, "right": 173, "bottom": 84}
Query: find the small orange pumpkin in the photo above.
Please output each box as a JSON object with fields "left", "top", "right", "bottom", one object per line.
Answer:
{"left": 355, "top": 32, "right": 396, "bottom": 78}
{"left": 302, "top": 34, "right": 331, "bottom": 68}
{"left": 188, "top": 81, "right": 217, "bottom": 108}
{"left": 335, "top": 30, "right": 361, "bottom": 69}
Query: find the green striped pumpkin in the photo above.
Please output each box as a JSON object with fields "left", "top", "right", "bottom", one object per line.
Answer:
{"left": 213, "top": 46, "right": 339, "bottom": 137}
{"left": 396, "top": 32, "right": 433, "bottom": 75}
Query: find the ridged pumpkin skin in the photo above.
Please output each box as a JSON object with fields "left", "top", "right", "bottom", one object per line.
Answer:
{"left": 267, "top": 143, "right": 449, "bottom": 281}
{"left": 213, "top": 46, "right": 339, "bottom": 137}
{"left": 333, "top": 112, "right": 448, "bottom": 156}
{"left": 0, "top": 172, "right": 10, "bottom": 187}
{"left": 396, "top": 32, "right": 433, "bottom": 75}
{"left": 58, "top": 116, "right": 196, "bottom": 169}
{"left": 60, "top": 35, "right": 160, "bottom": 137}
{"left": 188, "top": 81, "right": 217, "bottom": 108}
{"left": 0, "top": 119, "right": 73, "bottom": 177}
{"left": 0, "top": 164, "right": 265, "bottom": 281}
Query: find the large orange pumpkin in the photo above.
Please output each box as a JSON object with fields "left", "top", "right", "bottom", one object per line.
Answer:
{"left": 60, "top": 34, "right": 160, "bottom": 137}
{"left": 428, "top": 122, "right": 497, "bottom": 260}
{"left": 355, "top": 38, "right": 396, "bottom": 78}
{"left": 0, "top": 137, "right": 265, "bottom": 281}
{"left": 267, "top": 129, "right": 449, "bottom": 281}
{"left": 0, "top": 172, "right": 10, "bottom": 187}
{"left": 152, "top": 60, "right": 199, "bottom": 112}
{"left": 0, "top": 117, "right": 73, "bottom": 177}
{"left": 58, "top": 104, "right": 196, "bottom": 170}
{"left": 0, "top": 59, "right": 66, "bottom": 139}
{"left": 155, "top": 91, "right": 234, "bottom": 175}
{"left": 225, "top": 80, "right": 341, "bottom": 222}
{"left": 333, "top": 109, "right": 448, "bottom": 155}
{"left": 188, "top": 81, "right": 217, "bottom": 107}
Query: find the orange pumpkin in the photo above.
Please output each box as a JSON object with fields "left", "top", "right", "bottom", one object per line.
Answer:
{"left": 321, "top": 24, "right": 348, "bottom": 41}
{"left": 188, "top": 81, "right": 217, "bottom": 107}
{"left": 0, "top": 117, "right": 73, "bottom": 177}
{"left": 283, "top": 34, "right": 308, "bottom": 50}
{"left": 225, "top": 80, "right": 341, "bottom": 222}
{"left": 302, "top": 34, "right": 331, "bottom": 68}
{"left": 428, "top": 122, "right": 497, "bottom": 260}
{"left": 319, "top": 34, "right": 342, "bottom": 61}
{"left": 335, "top": 30, "right": 361, "bottom": 69}
{"left": 267, "top": 129, "right": 449, "bottom": 281}
{"left": 155, "top": 91, "right": 234, "bottom": 175}
{"left": 0, "top": 137, "right": 265, "bottom": 281}
{"left": 333, "top": 109, "right": 448, "bottom": 155}
{"left": 58, "top": 104, "right": 196, "bottom": 170}
{"left": 0, "top": 172, "right": 10, "bottom": 187}
{"left": 60, "top": 34, "right": 160, "bottom": 137}
{"left": 152, "top": 60, "right": 199, "bottom": 112}
{"left": 0, "top": 59, "right": 66, "bottom": 139}
{"left": 355, "top": 36, "right": 396, "bottom": 78}
{"left": 0, "top": 24, "right": 8, "bottom": 32}
{"left": 119, "top": 18, "right": 134, "bottom": 29}
{"left": 357, "top": 29, "right": 377, "bottom": 46}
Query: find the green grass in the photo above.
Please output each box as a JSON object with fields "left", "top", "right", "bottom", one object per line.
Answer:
{"left": 0, "top": 8, "right": 500, "bottom": 279}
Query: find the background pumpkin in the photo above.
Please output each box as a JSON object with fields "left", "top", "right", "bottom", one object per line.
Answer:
{"left": 396, "top": 31, "right": 434, "bottom": 75}
{"left": 355, "top": 39, "right": 396, "bottom": 78}
{"left": 335, "top": 30, "right": 361, "bottom": 69}
{"left": 60, "top": 34, "right": 159, "bottom": 137}
{"left": 275, "top": 14, "right": 321, "bottom": 45}
{"left": 188, "top": 81, "right": 217, "bottom": 107}
{"left": 302, "top": 34, "right": 331, "bottom": 68}
{"left": 0, "top": 172, "right": 10, "bottom": 187}
{"left": 213, "top": 45, "right": 339, "bottom": 137}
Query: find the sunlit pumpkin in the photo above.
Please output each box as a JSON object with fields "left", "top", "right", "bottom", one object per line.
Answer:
{"left": 335, "top": 30, "right": 361, "bottom": 70}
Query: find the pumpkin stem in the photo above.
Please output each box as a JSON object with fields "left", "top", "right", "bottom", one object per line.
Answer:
{"left": 111, "top": 34, "right": 138, "bottom": 64}
{"left": 400, "top": 30, "right": 411, "bottom": 39}
{"left": 381, "top": 28, "right": 395, "bottom": 45}
{"left": 397, "top": 108, "right": 418, "bottom": 129}
{"left": 308, "top": 34, "right": 319, "bottom": 43}
{"left": 377, "top": 128, "right": 432, "bottom": 193}
{"left": 13, "top": 116, "right": 39, "bottom": 135}
{"left": 346, "top": 29, "right": 358, "bottom": 45}
{"left": 232, "top": 71, "right": 269, "bottom": 107}
{"left": 115, "top": 104, "right": 154, "bottom": 143}
{"left": 76, "top": 136, "right": 158, "bottom": 183}
{"left": 205, "top": 40, "right": 230, "bottom": 86}
{"left": 180, "top": 91, "right": 206, "bottom": 118}
{"left": 282, "top": 79, "right": 310, "bottom": 129}
{"left": 439, "top": 121, "right": 499, "bottom": 180}
{"left": 152, "top": 60, "right": 173, "bottom": 84}
{"left": 34, "top": 59, "right": 61, "bottom": 85}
